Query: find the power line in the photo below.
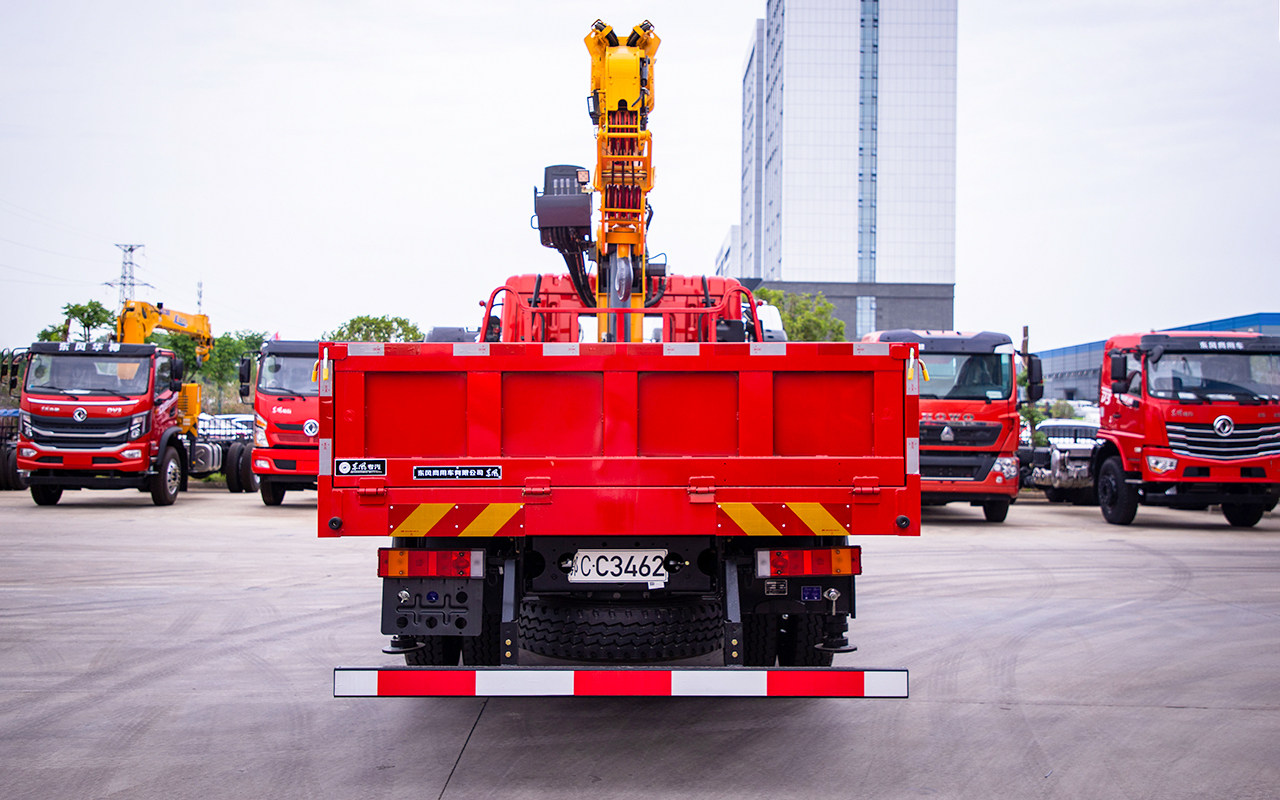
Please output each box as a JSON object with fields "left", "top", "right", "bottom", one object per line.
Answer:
{"left": 0, "top": 197, "right": 115, "bottom": 243}
{"left": 0, "top": 234, "right": 115, "bottom": 264}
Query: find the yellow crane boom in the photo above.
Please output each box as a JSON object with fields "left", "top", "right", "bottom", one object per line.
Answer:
{"left": 116, "top": 300, "right": 214, "bottom": 435}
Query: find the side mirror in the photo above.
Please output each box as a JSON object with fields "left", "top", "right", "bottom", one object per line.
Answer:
{"left": 172, "top": 357, "right": 185, "bottom": 383}
{"left": 1111, "top": 379, "right": 1130, "bottom": 396}
{"left": 1026, "top": 355, "right": 1044, "bottom": 403}
{"left": 238, "top": 355, "right": 253, "bottom": 402}
{"left": 1109, "top": 352, "right": 1127, "bottom": 382}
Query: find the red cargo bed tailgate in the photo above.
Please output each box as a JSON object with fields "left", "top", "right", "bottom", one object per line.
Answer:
{"left": 317, "top": 341, "right": 920, "bottom": 539}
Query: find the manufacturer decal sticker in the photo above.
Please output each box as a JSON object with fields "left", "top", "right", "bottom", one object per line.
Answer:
{"left": 413, "top": 465, "right": 502, "bottom": 480}
{"left": 335, "top": 459, "right": 386, "bottom": 477}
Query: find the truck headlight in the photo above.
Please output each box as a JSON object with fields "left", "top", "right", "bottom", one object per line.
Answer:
{"left": 128, "top": 412, "right": 150, "bottom": 440}
{"left": 20, "top": 411, "right": 33, "bottom": 439}
{"left": 255, "top": 414, "right": 268, "bottom": 447}
{"left": 994, "top": 456, "right": 1020, "bottom": 481}
{"left": 1146, "top": 455, "right": 1179, "bottom": 475}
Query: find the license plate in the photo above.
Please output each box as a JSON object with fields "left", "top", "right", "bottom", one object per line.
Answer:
{"left": 568, "top": 549, "right": 669, "bottom": 584}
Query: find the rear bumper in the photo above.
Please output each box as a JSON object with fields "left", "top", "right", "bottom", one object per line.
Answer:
{"left": 334, "top": 666, "right": 908, "bottom": 698}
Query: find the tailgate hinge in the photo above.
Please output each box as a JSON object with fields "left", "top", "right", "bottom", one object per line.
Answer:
{"left": 851, "top": 477, "right": 881, "bottom": 503}
{"left": 688, "top": 476, "right": 716, "bottom": 504}
{"left": 522, "top": 477, "right": 552, "bottom": 504}
{"left": 356, "top": 478, "right": 387, "bottom": 505}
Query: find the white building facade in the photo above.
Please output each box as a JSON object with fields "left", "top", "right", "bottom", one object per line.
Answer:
{"left": 735, "top": 0, "right": 956, "bottom": 337}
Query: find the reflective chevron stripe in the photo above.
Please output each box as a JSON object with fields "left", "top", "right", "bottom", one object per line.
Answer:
{"left": 717, "top": 502, "right": 850, "bottom": 536}
{"left": 387, "top": 503, "right": 523, "bottom": 537}
{"left": 334, "top": 667, "right": 908, "bottom": 698}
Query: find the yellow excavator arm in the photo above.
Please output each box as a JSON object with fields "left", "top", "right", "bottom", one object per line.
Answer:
{"left": 116, "top": 300, "right": 214, "bottom": 436}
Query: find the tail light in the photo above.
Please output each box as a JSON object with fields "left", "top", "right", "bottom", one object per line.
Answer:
{"left": 378, "top": 549, "right": 485, "bottom": 578}
{"left": 756, "top": 547, "right": 861, "bottom": 578}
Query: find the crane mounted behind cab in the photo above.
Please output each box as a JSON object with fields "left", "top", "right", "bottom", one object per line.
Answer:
{"left": 322, "top": 20, "right": 918, "bottom": 699}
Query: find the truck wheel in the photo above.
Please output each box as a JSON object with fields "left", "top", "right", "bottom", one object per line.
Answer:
{"left": 30, "top": 484, "right": 62, "bottom": 506}
{"left": 518, "top": 597, "right": 722, "bottom": 662}
{"left": 1043, "top": 487, "right": 1065, "bottom": 503}
{"left": 461, "top": 613, "right": 502, "bottom": 666}
{"left": 778, "top": 614, "right": 835, "bottom": 667}
{"left": 983, "top": 500, "right": 1010, "bottom": 523}
{"left": 260, "top": 479, "right": 286, "bottom": 506}
{"left": 1222, "top": 503, "right": 1265, "bottom": 528}
{"left": 1071, "top": 486, "right": 1098, "bottom": 506}
{"left": 238, "top": 445, "right": 259, "bottom": 493}
{"left": 8, "top": 448, "right": 27, "bottom": 490}
{"left": 1097, "top": 456, "right": 1138, "bottom": 525}
{"left": 1, "top": 447, "right": 12, "bottom": 491}
{"left": 225, "top": 442, "right": 244, "bottom": 493}
{"left": 150, "top": 447, "right": 182, "bottom": 506}
{"left": 742, "top": 612, "right": 780, "bottom": 666}
{"left": 404, "top": 636, "right": 462, "bottom": 666}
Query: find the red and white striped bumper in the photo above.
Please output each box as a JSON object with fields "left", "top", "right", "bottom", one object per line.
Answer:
{"left": 334, "top": 667, "right": 908, "bottom": 698}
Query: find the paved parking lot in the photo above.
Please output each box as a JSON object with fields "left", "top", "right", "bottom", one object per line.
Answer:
{"left": 1, "top": 486, "right": 1277, "bottom": 799}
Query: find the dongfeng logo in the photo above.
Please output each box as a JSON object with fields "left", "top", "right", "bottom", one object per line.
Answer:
{"left": 303, "top": 420, "right": 319, "bottom": 437}
{"left": 1213, "top": 415, "right": 1235, "bottom": 437}
{"left": 73, "top": 407, "right": 87, "bottom": 422}
{"left": 337, "top": 461, "right": 351, "bottom": 474}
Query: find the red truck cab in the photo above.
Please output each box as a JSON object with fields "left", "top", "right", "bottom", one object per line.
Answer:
{"left": 1094, "top": 331, "right": 1280, "bottom": 526}
{"left": 864, "top": 330, "right": 1042, "bottom": 522}
{"left": 240, "top": 340, "right": 320, "bottom": 506}
{"left": 14, "top": 341, "right": 212, "bottom": 505}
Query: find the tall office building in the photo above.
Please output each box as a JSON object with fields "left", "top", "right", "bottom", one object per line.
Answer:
{"left": 730, "top": 0, "right": 957, "bottom": 338}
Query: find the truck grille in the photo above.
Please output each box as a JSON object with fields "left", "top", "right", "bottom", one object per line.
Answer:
{"left": 29, "top": 413, "right": 130, "bottom": 449}
{"left": 1165, "top": 421, "right": 1280, "bottom": 460}
{"left": 919, "top": 453, "right": 995, "bottom": 481}
{"left": 920, "top": 423, "right": 1001, "bottom": 448}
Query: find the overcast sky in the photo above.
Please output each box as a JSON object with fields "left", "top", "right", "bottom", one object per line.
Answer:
{"left": 2, "top": 1, "right": 1277, "bottom": 353}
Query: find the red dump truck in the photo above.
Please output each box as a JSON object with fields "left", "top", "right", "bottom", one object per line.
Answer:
{"left": 1095, "top": 331, "right": 1280, "bottom": 526}
{"left": 863, "top": 330, "right": 1042, "bottom": 522}
{"left": 320, "top": 19, "right": 919, "bottom": 698}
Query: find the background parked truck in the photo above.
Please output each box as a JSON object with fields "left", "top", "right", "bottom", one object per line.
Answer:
{"left": 239, "top": 340, "right": 320, "bottom": 505}
{"left": 1094, "top": 331, "right": 1280, "bottom": 526}
{"left": 863, "top": 330, "right": 1042, "bottom": 522}
{"left": 4, "top": 301, "right": 246, "bottom": 506}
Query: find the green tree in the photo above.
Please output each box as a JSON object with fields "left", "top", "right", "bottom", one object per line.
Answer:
{"left": 324, "top": 315, "right": 424, "bottom": 342}
{"left": 150, "top": 329, "right": 268, "bottom": 413}
{"left": 37, "top": 300, "right": 114, "bottom": 342}
{"left": 753, "top": 288, "right": 846, "bottom": 342}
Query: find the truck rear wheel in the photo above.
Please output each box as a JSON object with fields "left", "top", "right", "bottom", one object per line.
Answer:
{"left": 1222, "top": 503, "right": 1265, "bottom": 528}
{"left": 260, "top": 479, "right": 286, "bottom": 506}
{"left": 742, "top": 612, "right": 780, "bottom": 666}
{"left": 518, "top": 597, "right": 722, "bottom": 662}
{"left": 778, "top": 614, "right": 835, "bottom": 667}
{"left": 1097, "top": 456, "right": 1138, "bottom": 525}
{"left": 30, "top": 484, "right": 62, "bottom": 506}
{"left": 150, "top": 447, "right": 182, "bottom": 506}
{"left": 225, "top": 442, "right": 244, "bottom": 493}
{"left": 982, "top": 499, "right": 1010, "bottom": 523}
{"left": 461, "top": 613, "right": 502, "bottom": 666}
{"left": 404, "top": 636, "right": 462, "bottom": 666}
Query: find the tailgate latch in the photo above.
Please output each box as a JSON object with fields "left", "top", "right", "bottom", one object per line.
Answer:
{"left": 688, "top": 476, "right": 716, "bottom": 504}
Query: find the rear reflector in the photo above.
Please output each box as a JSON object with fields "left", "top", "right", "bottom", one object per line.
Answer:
{"left": 756, "top": 547, "right": 861, "bottom": 578}
{"left": 378, "top": 549, "right": 484, "bottom": 578}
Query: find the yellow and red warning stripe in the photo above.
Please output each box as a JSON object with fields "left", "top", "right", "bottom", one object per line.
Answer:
{"left": 716, "top": 502, "right": 850, "bottom": 536}
{"left": 388, "top": 503, "right": 524, "bottom": 537}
